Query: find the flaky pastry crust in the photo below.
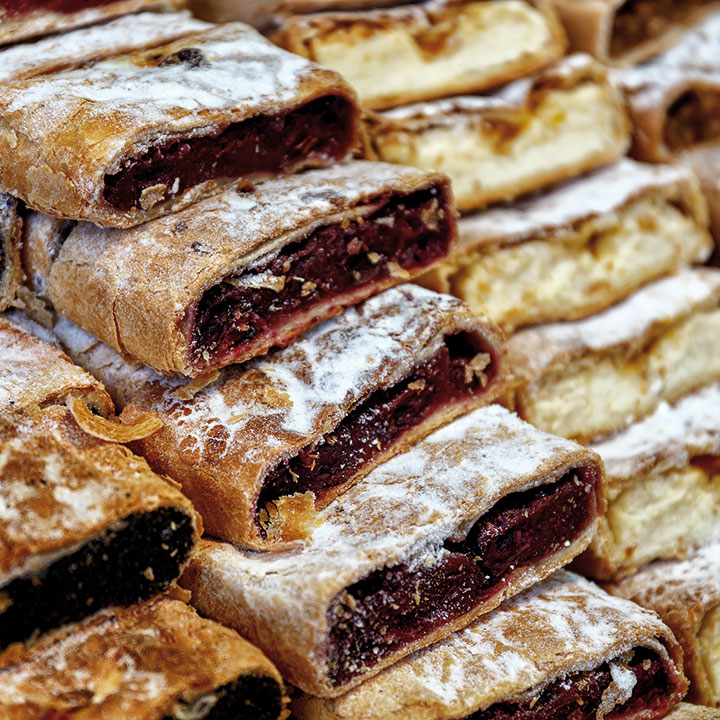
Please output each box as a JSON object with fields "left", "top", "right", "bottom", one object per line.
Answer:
{"left": 665, "top": 705, "right": 720, "bottom": 720}
{"left": 0, "top": 194, "right": 22, "bottom": 314}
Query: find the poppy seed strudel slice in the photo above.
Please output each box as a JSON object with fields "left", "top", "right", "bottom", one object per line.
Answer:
{"left": 508, "top": 268, "right": 720, "bottom": 442}
{"left": 293, "top": 571, "right": 687, "bottom": 720}
{"left": 0, "top": 406, "right": 201, "bottom": 648}
{"left": 0, "top": 194, "right": 21, "bottom": 314}
{"left": 0, "top": 23, "right": 359, "bottom": 228}
{"left": 420, "top": 160, "right": 711, "bottom": 334}
{"left": 0, "top": 597, "right": 287, "bottom": 720}
{"left": 53, "top": 285, "right": 507, "bottom": 549}
{"left": 47, "top": 162, "right": 457, "bottom": 376}
{"left": 182, "top": 404, "right": 605, "bottom": 696}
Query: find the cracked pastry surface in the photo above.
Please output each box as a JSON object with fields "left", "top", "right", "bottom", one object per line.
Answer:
{"left": 182, "top": 404, "right": 605, "bottom": 696}
{"left": 293, "top": 571, "right": 686, "bottom": 720}
{"left": 51, "top": 284, "right": 507, "bottom": 549}
{"left": 420, "top": 159, "right": 711, "bottom": 333}
{"left": 271, "top": 0, "right": 567, "bottom": 110}
{"left": 46, "top": 162, "right": 457, "bottom": 376}
{"left": 508, "top": 268, "right": 720, "bottom": 442}
{"left": 0, "top": 194, "right": 22, "bottom": 315}
{"left": 0, "top": 596, "right": 287, "bottom": 720}
{"left": 364, "top": 54, "right": 629, "bottom": 212}
{"left": 0, "top": 22, "right": 359, "bottom": 228}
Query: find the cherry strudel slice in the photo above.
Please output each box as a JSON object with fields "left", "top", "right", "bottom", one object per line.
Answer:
{"left": 608, "top": 542, "right": 720, "bottom": 708}
{"left": 270, "top": 0, "right": 567, "bottom": 110}
{"left": 47, "top": 162, "right": 457, "bottom": 376}
{"left": 508, "top": 268, "right": 720, "bottom": 442}
{"left": 420, "top": 159, "right": 711, "bottom": 334}
{"left": 52, "top": 284, "right": 507, "bottom": 549}
{"left": 0, "top": 597, "right": 287, "bottom": 720}
{"left": 0, "top": 406, "right": 201, "bottom": 648}
{"left": 574, "top": 383, "right": 720, "bottom": 581}
{"left": 182, "top": 404, "right": 605, "bottom": 696}
{"left": 0, "top": 194, "right": 21, "bottom": 314}
{"left": 0, "top": 23, "right": 359, "bottom": 228}
{"left": 293, "top": 571, "right": 686, "bottom": 720}
{"left": 364, "top": 54, "right": 629, "bottom": 213}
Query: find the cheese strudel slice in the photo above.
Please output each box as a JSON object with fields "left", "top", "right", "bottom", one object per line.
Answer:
{"left": 270, "top": 0, "right": 567, "bottom": 110}
{"left": 508, "top": 268, "right": 720, "bottom": 442}
{"left": 293, "top": 571, "right": 687, "bottom": 720}
{"left": 0, "top": 194, "right": 22, "bottom": 313}
{"left": 608, "top": 542, "right": 720, "bottom": 708}
{"left": 420, "top": 160, "right": 711, "bottom": 334}
{"left": 574, "top": 383, "right": 720, "bottom": 581}
{"left": 666, "top": 705, "right": 720, "bottom": 720}
{"left": 364, "top": 55, "right": 630, "bottom": 213}
{"left": 0, "top": 11, "right": 211, "bottom": 84}
{"left": 548, "top": 0, "right": 720, "bottom": 66}
{"left": 182, "top": 404, "right": 605, "bottom": 696}
{"left": 0, "top": 597, "right": 287, "bottom": 720}
{"left": 52, "top": 285, "right": 507, "bottom": 549}
{"left": 46, "top": 162, "right": 456, "bottom": 376}
{"left": 0, "top": 23, "right": 359, "bottom": 228}
{"left": 0, "top": 406, "right": 201, "bottom": 648}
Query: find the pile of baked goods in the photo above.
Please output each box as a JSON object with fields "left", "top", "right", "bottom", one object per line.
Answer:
{"left": 1, "top": 0, "right": 719, "bottom": 718}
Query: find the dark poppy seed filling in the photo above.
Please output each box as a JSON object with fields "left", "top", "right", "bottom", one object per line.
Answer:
{"left": 463, "top": 647, "right": 675, "bottom": 720}
{"left": 166, "top": 676, "right": 283, "bottom": 720}
{"left": 0, "top": 0, "right": 116, "bottom": 17}
{"left": 664, "top": 90, "right": 720, "bottom": 151}
{"left": 191, "top": 185, "right": 453, "bottom": 372}
{"left": 103, "top": 95, "right": 356, "bottom": 212}
{"left": 257, "top": 331, "right": 497, "bottom": 522}
{"left": 327, "top": 469, "right": 602, "bottom": 686}
{"left": 0, "top": 508, "right": 195, "bottom": 648}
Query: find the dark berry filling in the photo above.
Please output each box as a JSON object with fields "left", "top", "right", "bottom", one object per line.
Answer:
{"left": 664, "top": 90, "right": 720, "bottom": 151}
{"left": 167, "top": 676, "right": 283, "bottom": 720}
{"left": 103, "top": 95, "right": 356, "bottom": 212}
{"left": 0, "top": 0, "right": 116, "bottom": 18}
{"left": 327, "top": 469, "right": 602, "bottom": 686}
{"left": 0, "top": 508, "right": 195, "bottom": 648}
{"left": 191, "top": 185, "right": 453, "bottom": 372}
{"left": 257, "top": 331, "right": 497, "bottom": 525}
{"left": 463, "top": 647, "right": 676, "bottom": 720}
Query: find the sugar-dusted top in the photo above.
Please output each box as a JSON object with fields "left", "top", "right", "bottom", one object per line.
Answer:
{"left": 298, "top": 571, "right": 680, "bottom": 720}
{"left": 0, "top": 12, "right": 211, "bottom": 83}
{"left": 592, "top": 383, "right": 720, "bottom": 484}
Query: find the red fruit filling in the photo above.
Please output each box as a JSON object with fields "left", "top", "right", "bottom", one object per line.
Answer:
{"left": 327, "top": 468, "right": 602, "bottom": 685}
{"left": 0, "top": 0, "right": 116, "bottom": 17}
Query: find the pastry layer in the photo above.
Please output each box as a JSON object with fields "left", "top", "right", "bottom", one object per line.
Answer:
{"left": 423, "top": 160, "right": 711, "bottom": 333}
{"left": 664, "top": 705, "right": 720, "bottom": 720}
{"left": 52, "top": 285, "right": 507, "bottom": 549}
{"left": 0, "top": 194, "right": 22, "bottom": 314}
{"left": 366, "top": 55, "right": 629, "bottom": 212}
{"left": 0, "top": 23, "right": 359, "bottom": 228}
{"left": 700, "top": 605, "right": 720, "bottom": 704}
{"left": 47, "top": 162, "right": 457, "bottom": 376}
{"left": 0, "top": 597, "right": 286, "bottom": 720}
{"left": 509, "top": 268, "right": 720, "bottom": 442}
{"left": 272, "top": 0, "right": 566, "bottom": 110}
{"left": 293, "top": 571, "right": 686, "bottom": 720}
{"left": 182, "top": 405, "right": 605, "bottom": 696}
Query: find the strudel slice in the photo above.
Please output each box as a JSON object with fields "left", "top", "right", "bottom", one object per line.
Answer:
{"left": 609, "top": 542, "right": 720, "bottom": 708}
{"left": 420, "top": 160, "right": 711, "bottom": 333}
{"left": 270, "top": 0, "right": 567, "bottom": 110}
{"left": 47, "top": 162, "right": 456, "bottom": 376}
{"left": 666, "top": 705, "right": 720, "bottom": 720}
{"left": 0, "top": 406, "right": 200, "bottom": 648}
{"left": 0, "top": 597, "right": 287, "bottom": 720}
{"left": 0, "top": 24, "right": 359, "bottom": 228}
{"left": 508, "top": 268, "right": 720, "bottom": 442}
{"left": 548, "top": 0, "right": 720, "bottom": 66}
{"left": 293, "top": 571, "right": 686, "bottom": 720}
{"left": 52, "top": 285, "right": 507, "bottom": 548}
{"left": 182, "top": 405, "right": 605, "bottom": 696}
{"left": 575, "top": 383, "right": 720, "bottom": 581}
{"left": 0, "top": 11, "right": 211, "bottom": 84}
{"left": 365, "top": 55, "right": 629, "bottom": 213}
{"left": 0, "top": 194, "right": 21, "bottom": 313}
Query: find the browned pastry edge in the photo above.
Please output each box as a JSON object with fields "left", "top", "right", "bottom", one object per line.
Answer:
{"left": 0, "top": 194, "right": 23, "bottom": 313}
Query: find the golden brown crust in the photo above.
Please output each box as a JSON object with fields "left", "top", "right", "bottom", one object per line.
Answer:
{"left": 0, "top": 23, "right": 359, "bottom": 228}
{"left": 665, "top": 705, "right": 720, "bottom": 720}
{"left": 0, "top": 194, "right": 22, "bottom": 313}
{"left": 0, "top": 596, "right": 287, "bottom": 719}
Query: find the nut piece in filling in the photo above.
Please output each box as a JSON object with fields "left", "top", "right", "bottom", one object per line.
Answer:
{"left": 292, "top": 571, "right": 686, "bottom": 720}
{"left": 0, "top": 597, "right": 287, "bottom": 720}
{"left": 181, "top": 405, "right": 606, "bottom": 696}
{"left": 52, "top": 284, "right": 507, "bottom": 549}
{"left": 0, "top": 406, "right": 200, "bottom": 648}
{"left": 0, "top": 23, "right": 360, "bottom": 228}
{"left": 47, "top": 162, "right": 458, "bottom": 377}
